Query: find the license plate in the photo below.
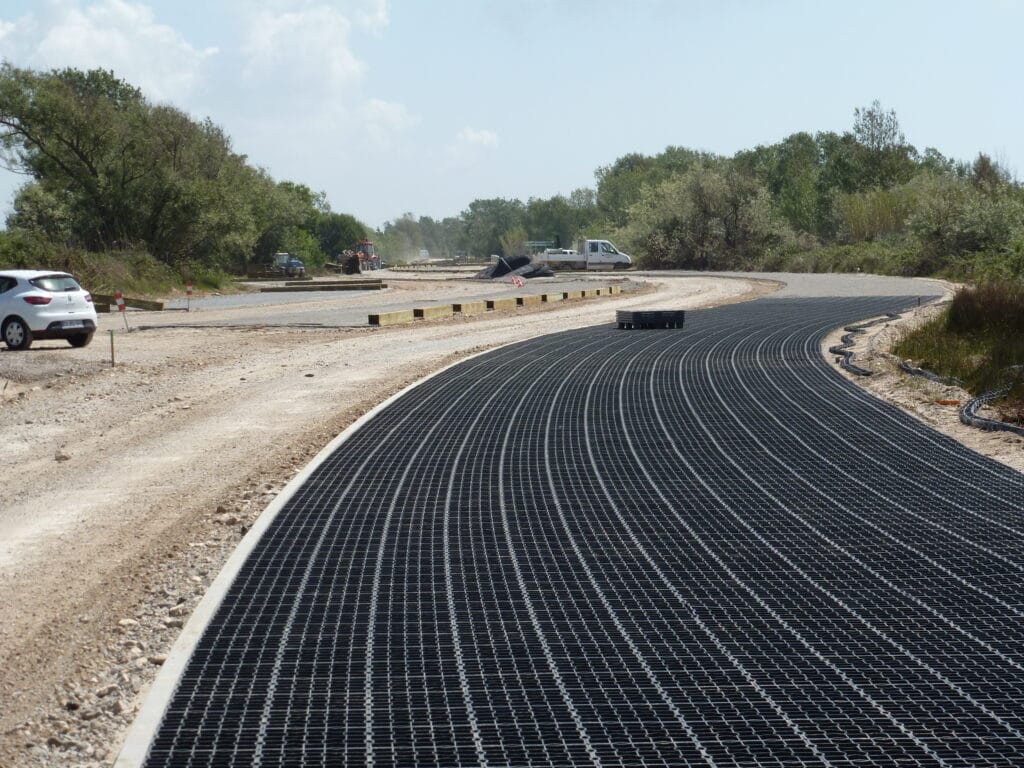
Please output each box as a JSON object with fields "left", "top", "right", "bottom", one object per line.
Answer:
{"left": 63, "top": 320, "right": 84, "bottom": 329}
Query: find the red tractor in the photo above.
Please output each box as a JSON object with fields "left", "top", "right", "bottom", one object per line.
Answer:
{"left": 354, "top": 240, "right": 381, "bottom": 271}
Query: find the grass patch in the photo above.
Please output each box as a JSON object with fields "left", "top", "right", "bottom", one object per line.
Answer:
{"left": 895, "top": 282, "right": 1024, "bottom": 422}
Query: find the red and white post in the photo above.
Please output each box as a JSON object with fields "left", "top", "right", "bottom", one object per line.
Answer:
{"left": 186, "top": 281, "right": 193, "bottom": 312}
{"left": 115, "top": 291, "right": 130, "bottom": 331}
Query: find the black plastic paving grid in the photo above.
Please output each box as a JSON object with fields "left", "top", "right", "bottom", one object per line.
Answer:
{"left": 143, "top": 295, "right": 1024, "bottom": 768}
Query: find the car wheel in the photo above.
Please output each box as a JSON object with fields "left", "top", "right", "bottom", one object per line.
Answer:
{"left": 68, "top": 333, "right": 94, "bottom": 348}
{"left": 3, "top": 317, "right": 33, "bottom": 350}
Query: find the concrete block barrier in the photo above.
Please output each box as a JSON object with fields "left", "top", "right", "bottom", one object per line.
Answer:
{"left": 368, "top": 309, "right": 415, "bottom": 326}
{"left": 453, "top": 301, "right": 487, "bottom": 315}
{"left": 486, "top": 297, "right": 517, "bottom": 311}
{"left": 413, "top": 305, "right": 453, "bottom": 320}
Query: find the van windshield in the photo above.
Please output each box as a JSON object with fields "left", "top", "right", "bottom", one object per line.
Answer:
{"left": 601, "top": 242, "right": 619, "bottom": 254}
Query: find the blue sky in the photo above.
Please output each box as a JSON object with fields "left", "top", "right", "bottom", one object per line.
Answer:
{"left": 1, "top": 0, "right": 1022, "bottom": 228}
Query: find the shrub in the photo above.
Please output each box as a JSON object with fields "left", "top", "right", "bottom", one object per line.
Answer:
{"left": 947, "top": 282, "right": 1024, "bottom": 336}
{"left": 762, "top": 238, "right": 924, "bottom": 275}
{"left": 0, "top": 238, "right": 189, "bottom": 295}
{"left": 895, "top": 281, "right": 1024, "bottom": 397}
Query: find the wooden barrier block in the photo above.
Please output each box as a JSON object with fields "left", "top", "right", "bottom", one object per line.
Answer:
{"left": 93, "top": 294, "right": 165, "bottom": 311}
{"left": 608, "top": 285, "right": 622, "bottom": 295}
{"left": 563, "top": 290, "right": 583, "bottom": 300}
{"left": 581, "top": 289, "right": 597, "bottom": 298}
{"left": 452, "top": 300, "right": 487, "bottom": 315}
{"left": 517, "top": 294, "right": 543, "bottom": 307}
{"left": 413, "top": 305, "right": 453, "bottom": 320}
{"left": 542, "top": 293, "right": 563, "bottom": 303}
{"left": 368, "top": 309, "right": 415, "bottom": 326}
{"left": 486, "top": 297, "right": 517, "bottom": 311}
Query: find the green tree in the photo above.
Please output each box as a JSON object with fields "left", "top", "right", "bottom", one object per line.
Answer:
{"left": 1, "top": 63, "right": 366, "bottom": 274}
{"left": 7, "top": 182, "right": 73, "bottom": 243}
{"left": 620, "top": 166, "right": 793, "bottom": 270}
{"left": 835, "top": 185, "right": 917, "bottom": 243}
{"left": 909, "top": 173, "right": 1024, "bottom": 266}
{"left": 461, "top": 198, "right": 524, "bottom": 257}
{"left": 970, "top": 152, "right": 1011, "bottom": 193}
{"left": 918, "top": 147, "right": 956, "bottom": 176}
{"left": 768, "top": 133, "right": 821, "bottom": 234}
{"left": 521, "top": 188, "right": 598, "bottom": 247}
{"left": 0, "top": 64, "right": 151, "bottom": 248}
{"left": 250, "top": 181, "right": 328, "bottom": 264}
{"left": 414, "top": 215, "right": 466, "bottom": 258}
{"left": 316, "top": 212, "right": 366, "bottom": 257}
{"left": 499, "top": 225, "right": 528, "bottom": 258}
{"left": 135, "top": 108, "right": 270, "bottom": 269}
{"left": 594, "top": 153, "right": 653, "bottom": 227}
{"left": 595, "top": 147, "right": 711, "bottom": 228}
{"left": 851, "top": 100, "right": 918, "bottom": 189}
{"left": 278, "top": 226, "right": 324, "bottom": 267}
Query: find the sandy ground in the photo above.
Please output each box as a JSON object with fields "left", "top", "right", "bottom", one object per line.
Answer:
{"left": 0, "top": 273, "right": 768, "bottom": 767}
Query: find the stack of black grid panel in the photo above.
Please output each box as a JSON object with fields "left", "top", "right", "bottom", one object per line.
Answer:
{"left": 616, "top": 308, "right": 686, "bottom": 329}
{"left": 142, "top": 294, "right": 1024, "bottom": 767}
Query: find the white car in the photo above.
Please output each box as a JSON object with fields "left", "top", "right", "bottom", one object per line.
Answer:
{"left": 0, "top": 270, "right": 98, "bottom": 350}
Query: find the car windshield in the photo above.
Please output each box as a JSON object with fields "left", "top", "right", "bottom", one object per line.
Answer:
{"left": 30, "top": 274, "right": 81, "bottom": 292}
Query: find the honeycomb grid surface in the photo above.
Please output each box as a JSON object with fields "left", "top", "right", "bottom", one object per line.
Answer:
{"left": 143, "top": 296, "right": 1024, "bottom": 767}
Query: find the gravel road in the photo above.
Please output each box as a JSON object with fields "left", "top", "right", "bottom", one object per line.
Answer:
{"left": 152, "top": 274, "right": 616, "bottom": 326}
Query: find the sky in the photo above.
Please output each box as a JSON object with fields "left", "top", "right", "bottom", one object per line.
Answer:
{"left": 0, "top": 0, "right": 1022, "bottom": 228}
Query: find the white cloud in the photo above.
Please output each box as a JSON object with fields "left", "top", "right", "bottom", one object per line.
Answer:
{"left": 356, "top": 0, "right": 389, "bottom": 32}
{"left": 445, "top": 127, "right": 500, "bottom": 167}
{"left": 455, "top": 127, "right": 499, "bottom": 148}
{"left": 233, "top": 3, "right": 415, "bottom": 162}
{"left": 358, "top": 98, "right": 419, "bottom": 149}
{"left": 0, "top": 0, "right": 216, "bottom": 103}
{"left": 241, "top": 5, "right": 365, "bottom": 98}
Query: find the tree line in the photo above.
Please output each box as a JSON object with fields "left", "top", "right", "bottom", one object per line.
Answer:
{"left": 0, "top": 64, "right": 366, "bottom": 281}
{"left": 381, "top": 101, "right": 1024, "bottom": 280}
{"left": 2, "top": 63, "right": 1022, "bottom": 282}
{"left": 610, "top": 103, "right": 1024, "bottom": 278}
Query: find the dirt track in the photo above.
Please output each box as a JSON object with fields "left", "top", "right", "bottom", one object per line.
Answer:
{"left": 0, "top": 274, "right": 767, "bottom": 767}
